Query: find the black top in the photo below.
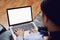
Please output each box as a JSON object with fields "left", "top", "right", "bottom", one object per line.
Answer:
{"left": 38, "top": 27, "right": 48, "bottom": 36}
{"left": 49, "top": 31, "right": 60, "bottom": 40}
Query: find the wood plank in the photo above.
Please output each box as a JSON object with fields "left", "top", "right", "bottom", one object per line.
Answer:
{"left": 0, "top": 0, "right": 42, "bottom": 29}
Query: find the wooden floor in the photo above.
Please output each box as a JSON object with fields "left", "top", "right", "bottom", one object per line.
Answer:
{"left": 0, "top": 0, "right": 42, "bottom": 29}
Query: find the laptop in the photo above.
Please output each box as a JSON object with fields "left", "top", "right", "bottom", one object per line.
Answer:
{"left": 6, "top": 6, "right": 38, "bottom": 40}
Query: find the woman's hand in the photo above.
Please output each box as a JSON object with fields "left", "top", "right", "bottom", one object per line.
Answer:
{"left": 14, "top": 28, "right": 24, "bottom": 37}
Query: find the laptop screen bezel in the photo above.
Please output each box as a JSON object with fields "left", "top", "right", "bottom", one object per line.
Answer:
{"left": 6, "top": 6, "right": 33, "bottom": 26}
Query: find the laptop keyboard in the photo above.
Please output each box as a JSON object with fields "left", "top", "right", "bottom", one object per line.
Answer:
{"left": 12, "top": 23, "right": 34, "bottom": 32}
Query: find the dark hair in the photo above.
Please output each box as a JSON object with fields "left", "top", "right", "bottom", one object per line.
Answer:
{"left": 41, "top": 0, "right": 60, "bottom": 26}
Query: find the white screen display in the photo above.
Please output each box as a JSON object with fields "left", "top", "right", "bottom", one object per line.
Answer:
{"left": 7, "top": 7, "right": 32, "bottom": 25}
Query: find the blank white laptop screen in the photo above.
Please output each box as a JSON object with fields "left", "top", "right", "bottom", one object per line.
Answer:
{"left": 7, "top": 7, "right": 32, "bottom": 25}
